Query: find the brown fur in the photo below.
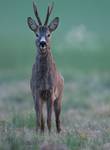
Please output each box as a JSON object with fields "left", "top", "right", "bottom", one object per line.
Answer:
{"left": 30, "top": 50, "right": 64, "bottom": 133}
{"left": 27, "top": 2, "right": 64, "bottom": 133}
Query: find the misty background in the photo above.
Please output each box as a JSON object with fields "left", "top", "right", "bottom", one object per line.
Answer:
{"left": 0, "top": 0, "right": 110, "bottom": 77}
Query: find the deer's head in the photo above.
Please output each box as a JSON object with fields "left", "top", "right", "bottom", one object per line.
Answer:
{"left": 27, "top": 2, "right": 59, "bottom": 55}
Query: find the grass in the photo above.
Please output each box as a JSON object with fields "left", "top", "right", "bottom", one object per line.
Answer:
{"left": 0, "top": 70, "right": 110, "bottom": 149}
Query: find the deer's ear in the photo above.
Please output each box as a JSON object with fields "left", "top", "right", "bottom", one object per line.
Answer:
{"left": 27, "top": 17, "right": 38, "bottom": 32}
{"left": 48, "top": 17, "right": 59, "bottom": 32}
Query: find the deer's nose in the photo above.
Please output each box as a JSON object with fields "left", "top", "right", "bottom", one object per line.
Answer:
{"left": 39, "top": 37, "right": 47, "bottom": 48}
{"left": 40, "top": 41, "right": 46, "bottom": 48}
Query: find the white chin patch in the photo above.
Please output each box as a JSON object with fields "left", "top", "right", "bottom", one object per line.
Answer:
{"left": 40, "top": 47, "right": 46, "bottom": 53}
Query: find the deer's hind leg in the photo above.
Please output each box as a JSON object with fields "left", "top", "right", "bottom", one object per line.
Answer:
{"left": 40, "top": 100, "right": 45, "bottom": 133}
{"left": 54, "top": 97, "right": 62, "bottom": 133}
{"left": 54, "top": 84, "right": 63, "bottom": 133}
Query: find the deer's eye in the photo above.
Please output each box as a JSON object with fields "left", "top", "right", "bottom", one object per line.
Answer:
{"left": 47, "top": 34, "right": 50, "bottom": 37}
{"left": 36, "top": 33, "right": 39, "bottom": 38}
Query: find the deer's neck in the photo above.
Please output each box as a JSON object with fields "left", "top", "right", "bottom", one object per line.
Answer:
{"left": 36, "top": 48, "right": 55, "bottom": 75}
{"left": 35, "top": 47, "right": 57, "bottom": 90}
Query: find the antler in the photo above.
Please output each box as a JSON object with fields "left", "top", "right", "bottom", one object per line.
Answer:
{"left": 44, "top": 2, "right": 54, "bottom": 26}
{"left": 33, "top": 1, "right": 42, "bottom": 25}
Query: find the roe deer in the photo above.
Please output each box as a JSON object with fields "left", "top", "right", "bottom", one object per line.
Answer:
{"left": 27, "top": 1, "right": 64, "bottom": 133}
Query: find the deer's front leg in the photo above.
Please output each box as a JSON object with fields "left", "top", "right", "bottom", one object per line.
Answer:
{"left": 46, "top": 93, "right": 53, "bottom": 133}
{"left": 34, "top": 92, "right": 42, "bottom": 132}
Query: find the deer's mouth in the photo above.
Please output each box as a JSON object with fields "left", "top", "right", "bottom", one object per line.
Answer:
{"left": 40, "top": 45, "right": 47, "bottom": 50}
{"left": 39, "top": 46, "right": 47, "bottom": 54}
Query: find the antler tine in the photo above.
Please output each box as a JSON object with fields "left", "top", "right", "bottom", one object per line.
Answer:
{"left": 44, "top": 6, "right": 49, "bottom": 26}
{"left": 49, "top": 2, "right": 54, "bottom": 15}
{"left": 44, "top": 2, "right": 54, "bottom": 26}
{"left": 33, "top": 1, "right": 42, "bottom": 25}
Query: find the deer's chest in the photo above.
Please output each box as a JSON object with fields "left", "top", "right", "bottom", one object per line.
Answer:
{"left": 36, "top": 62, "right": 55, "bottom": 90}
